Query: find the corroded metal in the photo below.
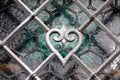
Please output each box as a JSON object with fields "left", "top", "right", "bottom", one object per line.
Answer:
{"left": 0, "top": 0, "right": 120, "bottom": 80}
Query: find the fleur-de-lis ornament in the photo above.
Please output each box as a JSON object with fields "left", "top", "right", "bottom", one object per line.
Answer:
{"left": 46, "top": 25, "right": 82, "bottom": 66}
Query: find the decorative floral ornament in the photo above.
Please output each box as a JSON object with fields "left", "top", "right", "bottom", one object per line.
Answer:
{"left": 46, "top": 25, "right": 82, "bottom": 66}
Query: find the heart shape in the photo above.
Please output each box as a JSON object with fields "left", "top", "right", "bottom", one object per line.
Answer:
{"left": 46, "top": 28, "right": 82, "bottom": 66}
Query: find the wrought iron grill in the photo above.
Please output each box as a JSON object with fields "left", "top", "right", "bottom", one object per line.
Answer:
{"left": 0, "top": 0, "right": 120, "bottom": 80}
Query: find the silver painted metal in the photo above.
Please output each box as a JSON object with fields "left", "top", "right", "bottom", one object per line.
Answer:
{"left": 0, "top": 0, "right": 52, "bottom": 80}
{"left": 76, "top": 0, "right": 113, "bottom": 31}
{"left": 14, "top": 0, "right": 51, "bottom": 31}
{"left": 1, "top": 15, "right": 33, "bottom": 45}
{"left": 3, "top": 45, "right": 41, "bottom": 80}
{"left": 46, "top": 26, "right": 82, "bottom": 66}
{"left": 87, "top": 49, "right": 120, "bottom": 80}
{"left": 74, "top": 0, "right": 120, "bottom": 79}
{"left": 72, "top": 54, "right": 93, "bottom": 75}
{"left": 25, "top": 53, "right": 56, "bottom": 80}
{"left": 2, "top": 0, "right": 51, "bottom": 45}
{"left": 94, "top": 18, "right": 120, "bottom": 45}
{"left": 0, "top": 0, "right": 120, "bottom": 80}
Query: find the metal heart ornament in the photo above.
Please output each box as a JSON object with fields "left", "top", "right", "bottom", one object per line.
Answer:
{"left": 46, "top": 27, "right": 82, "bottom": 66}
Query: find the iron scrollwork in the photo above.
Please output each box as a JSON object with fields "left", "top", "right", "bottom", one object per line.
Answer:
{"left": 46, "top": 26, "right": 82, "bottom": 66}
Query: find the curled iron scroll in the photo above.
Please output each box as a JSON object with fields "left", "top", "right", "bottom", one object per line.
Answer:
{"left": 46, "top": 27, "right": 82, "bottom": 66}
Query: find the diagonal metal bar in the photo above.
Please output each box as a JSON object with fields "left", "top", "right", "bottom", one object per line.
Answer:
{"left": 74, "top": 0, "right": 112, "bottom": 31}
{"left": 75, "top": 0, "right": 120, "bottom": 53}
{"left": 88, "top": 49, "right": 120, "bottom": 80}
{"left": 74, "top": 0, "right": 112, "bottom": 17}
{"left": 25, "top": 53, "right": 56, "bottom": 80}
{"left": 0, "top": 1, "right": 53, "bottom": 79}
{"left": 73, "top": 0, "right": 119, "bottom": 80}
{"left": 1, "top": 15, "right": 33, "bottom": 45}
{"left": 1, "top": 0, "right": 119, "bottom": 80}
{"left": 14, "top": 0, "right": 52, "bottom": 15}
{"left": 14, "top": 0, "right": 50, "bottom": 32}
{"left": 13, "top": 0, "right": 33, "bottom": 14}
{"left": 73, "top": 0, "right": 92, "bottom": 18}
{"left": 1, "top": 0, "right": 51, "bottom": 45}
{"left": 33, "top": 0, "right": 53, "bottom": 16}
{"left": 74, "top": 0, "right": 120, "bottom": 48}
{"left": 78, "top": 18, "right": 92, "bottom": 32}
{"left": 95, "top": 49, "right": 120, "bottom": 74}
{"left": 72, "top": 54, "right": 93, "bottom": 76}
{"left": 94, "top": 0, "right": 113, "bottom": 16}
{"left": 94, "top": 18, "right": 120, "bottom": 46}
{"left": 34, "top": 16, "right": 50, "bottom": 32}
{"left": 3, "top": 45, "right": 41, "bottom": 80}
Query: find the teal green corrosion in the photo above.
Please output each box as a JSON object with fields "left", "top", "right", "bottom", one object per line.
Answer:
{"left": 18, "top": 0, "right": 96, "bottom": 61}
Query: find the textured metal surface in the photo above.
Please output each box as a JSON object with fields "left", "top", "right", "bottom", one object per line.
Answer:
{"left": 0, "top": 0, "right": 120, "bottom": 80}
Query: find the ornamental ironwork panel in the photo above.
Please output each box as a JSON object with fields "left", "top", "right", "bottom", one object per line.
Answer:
{"left": 0, "top": 0, "right": 120, "bottom": 80}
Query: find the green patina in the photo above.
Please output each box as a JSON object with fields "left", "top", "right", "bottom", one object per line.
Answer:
{"left": 18, "top": 0, "right": 95, "bottom": 58}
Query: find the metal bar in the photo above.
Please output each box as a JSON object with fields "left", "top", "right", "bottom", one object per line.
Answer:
{"left": 34, "top": 0, "right": 52, "bottom": 16}
{"left": 13, "top": 0, "right": 33, "bottom": 14}
{"left": 0, "top": 0, "right": 52, "bottom": 79}
{"left": 2, "top": 0, "right": 51, "bottom": 44}
{"left": 88, "top": 49, "right": 120, "bottom": 80}
{"left": 72, "top": 54, "right": 93, "bottom": 76}
{"left": 94, "top": 18, "right": 120, "bottom": 46}
{"left": 94, "top": 0, "right": 112, "bottom": 16}
{"left": 73, "top": 1, "right": 120, "bottom": 80}
{"left": 3, "top": 45, "right": 41, "bottom": 80}
{"left": 25, "top": 53, "right": 56, "bottom": 80}
{"left": 73, "top": 0, "right": 92, "bottom": 18}
{"left": 34, "top": 16, "right": 50, "bottom": 32}
{"left": 78, "top": 18, "right": 91, "bottom": 31}
{"left": 14, "top": 0, "right": 50, "bottom": 32}
{"left": 2, "top": 15, "right": 33, "bottom": 45}
{"left": 34, "top": 53, "right": 55, "bottom": 74}
{"left": 3, "top": 45, "right": 33, "bottom": 74}
{"left": 95, "top": 49, "right": 120, "bottom": 74}
{"left": 75, "top": 0, "right": 120, "bottom": 64}
{"left": 1, "top": 0, "right": 119, "bottom": 80}
{"left": 14, "top": 0, "right": 52, "bottom": 16}
{"left": 75, "top": 0, "right": 112, "bottom": 31}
